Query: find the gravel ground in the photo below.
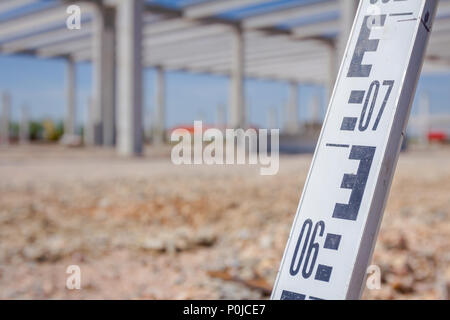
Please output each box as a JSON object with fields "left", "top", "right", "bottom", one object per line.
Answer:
{"left": 0, "top": 144, "right": 448, "bottom": 300}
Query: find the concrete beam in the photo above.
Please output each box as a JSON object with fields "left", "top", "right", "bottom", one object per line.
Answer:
{"left": 423, "top": 60, "right": 450, "bottom": 73}
{"left": 292, "top": 20, "right": 339, "bottom": 39}
{"left": 144, "top": 60, "right": 325, "bottom": 84}
{"left": 247, "top": 51, "right": 328, "bottom": 67}
{"left": 250, "top": 70, "right": 326, "bottom": 84}
{"left": 185, "top": 0, "right": 271, "bottom": 19}
{"left": 146, "top": 39, "right": 325, "bottom": 69}
{"left": 80, "top": 30, "right": 330, "bottom": 67}
{"left": 143, "top": 19, "right": 198, "bottom": 36}
{"left": 145, "top": 36, "right": 232, "bottom": 65}
{"left": 248, "top": 62, "right": 328, "bottom": 80}
{"left": 144, "top": 31, "right": 298, "bottom": 63}
{"left": 0, "top": 25, "right": 92, "bottom": 55}
{"left": 183, "top": 50, "right": 328, "bottom": 73}
{"left": 144, "top": 24, "right": 231, "bottom": 47}
{"left": 36, "top": 38, "right": 91, "bottom": 58}
{"left": 116, "top": 0, "right": 144, "bottom": 156}
{"left": 246, "top": 64, "right": 327, "bottom": 80}
{"left": 0, "top": 4, "right": 93, "bottom": 41}
{"left": 0, "top": 0, "right": 35, "bottom": 14}
{"left": 212, "top": 53, "right": 328, "bottom": 73}
{"left": 144, "top": 44, "right": 327, "bottom": 83}
{"left": 243, "top": 1, "right": 338, "bottom": 29}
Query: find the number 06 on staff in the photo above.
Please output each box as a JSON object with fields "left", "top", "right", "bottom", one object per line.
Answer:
{"left": 271, "top": 0, "right": 438, "bottom": 300}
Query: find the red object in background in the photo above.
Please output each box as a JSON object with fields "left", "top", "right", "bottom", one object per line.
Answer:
{"left": 170, "top": 125, "right": 213, "bottom": 134}
{"left": 428, "top": 131, "right": 447, "bottom": 142}
{"left": 170, "top": 124, "right": 261, "bottom": 134}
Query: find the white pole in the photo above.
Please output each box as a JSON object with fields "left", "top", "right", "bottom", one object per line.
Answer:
{"left": 1, "top": 92, "right": 11, "bottom": 146}
{"left": 229, "top": 25, "right": 245, "bottom": 129}
{"left": 116, "top": 0, "right": 143, "bottom": 156}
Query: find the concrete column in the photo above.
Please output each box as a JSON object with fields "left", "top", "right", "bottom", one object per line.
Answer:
{"left": 65, "top": 57, "right": 76, "bottom": 137}
{"left": 1, "top": 92, "right": 10, "bottom": 146}
{"left": 309, "top": 94, "right": 321, "bottom": 124}
{"left": 20, "top": 104, "right": 30, "bottom": 144}
{"left": 216, "top": 104, "right": 225, "bottom": 129}
{"left": 92, "top": 4, "right": 116, "bottom": 146}
{"left": 229, "top": 25, "right": 245, "bottom": 129}
{"left": 246, "top": 97, "right": 251, "bottom": 126}
{"left": 267, "top": 107, "right": 278, "bottom": 130}
{"left": 285, "top": 81, "right": 299, "bottom": 134}
{"left": 84, "top": 97, "right": 94, "bottom": 146}
{"left": 339, "top": 0, "right": 359, "bottom": 60}
{"left": 419, "top": 93, "right": 430, "bottom": 146}
{"left": 327, "top": 1, "right": 359, "bottom": 99}
{"left": 116, "top": 0, "right": 143, "bottom": 156}
{"left": 144, "top": 107, "right": 152, "bottom": 141}
{"left": 153, "top": 65, "right": 166, "bottom": 145}
{"left": 327, "top": 43, "right": 338, "bottom": 99}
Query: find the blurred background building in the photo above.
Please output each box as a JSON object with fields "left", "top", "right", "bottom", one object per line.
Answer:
{"left": 0, "top": 0, "right": 449, "bottom": 155}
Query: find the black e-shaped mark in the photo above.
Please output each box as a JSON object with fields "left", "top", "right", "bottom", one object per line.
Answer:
{"left": 332, "top": 146, "right": 376, "bottom": 221}
{"left": 347, "top": 15, "right": 386, "bottom": 78}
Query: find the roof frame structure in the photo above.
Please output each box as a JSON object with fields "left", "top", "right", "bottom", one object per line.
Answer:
{"left": 0, "top": 0, "right": 449, "bottom": 82}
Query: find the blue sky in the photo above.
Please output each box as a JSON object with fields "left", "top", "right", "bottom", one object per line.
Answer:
{"left": 0, "top": 54, "right": 326, "bottom": 130}
{"left": 0, "top": 53, "right": 448, "bottom": 132}
{"left": 0, "top": 0, "right": 449, "bottom": 132}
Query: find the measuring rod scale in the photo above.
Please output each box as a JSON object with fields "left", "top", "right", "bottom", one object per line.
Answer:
{"left": 272, "top": 0, "right": 438, "bottom": 300}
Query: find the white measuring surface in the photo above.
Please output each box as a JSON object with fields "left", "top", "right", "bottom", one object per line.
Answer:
{"left": 271, "top": 0, "right": 438, "bottom": 300}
